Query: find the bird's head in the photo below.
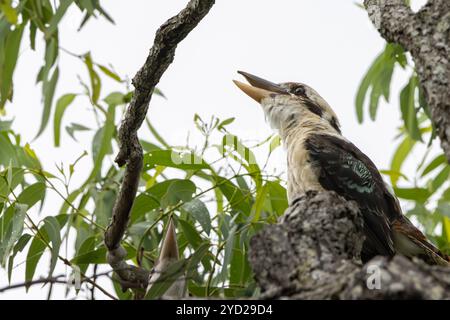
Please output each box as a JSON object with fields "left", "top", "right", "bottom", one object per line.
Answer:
{"left": 233, "top": 71, "right": 341, "bottom": 136}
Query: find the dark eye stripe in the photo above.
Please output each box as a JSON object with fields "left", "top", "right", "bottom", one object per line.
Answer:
{"left": 304, "top": 100, "right": 323, "bottom": 117}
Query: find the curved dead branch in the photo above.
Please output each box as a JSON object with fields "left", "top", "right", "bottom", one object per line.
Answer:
{"left": 104, "top": 0, "right": 215, "bottom": 291}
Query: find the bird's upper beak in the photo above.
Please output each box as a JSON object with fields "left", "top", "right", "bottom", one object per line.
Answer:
{"left": 233, "top": 71, "right": 287, "bottom": 103}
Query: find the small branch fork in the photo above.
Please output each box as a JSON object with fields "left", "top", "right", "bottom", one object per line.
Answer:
{"left": 104, "top": 0, "right": 215, "bottom": 292}
{"left": 364, "top": 0, "right": 450, "bottom": 162}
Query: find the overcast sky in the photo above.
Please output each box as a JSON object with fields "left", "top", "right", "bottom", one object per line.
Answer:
{"left": 1, "top": 0, "right": 429, "bottom": 299}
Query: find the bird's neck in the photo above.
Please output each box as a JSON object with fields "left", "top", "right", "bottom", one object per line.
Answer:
{"left": 281, "top": 116, "right": 340, "bottom": 146}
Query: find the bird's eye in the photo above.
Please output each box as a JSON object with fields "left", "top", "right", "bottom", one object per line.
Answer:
{"left": 292, "top": 86, "right": 305, "bottom": 96}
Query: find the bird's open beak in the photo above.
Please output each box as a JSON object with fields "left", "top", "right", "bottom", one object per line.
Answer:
{"left": 233, "top": 71, "right": 287, "bottom": 103}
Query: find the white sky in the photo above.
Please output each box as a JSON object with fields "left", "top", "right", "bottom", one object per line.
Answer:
{"left": 0, "top": 0, "right": 430, "bottom": 299}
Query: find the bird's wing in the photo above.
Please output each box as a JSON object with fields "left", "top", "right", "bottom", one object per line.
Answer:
{"left": 392, "top": 216, "right": 450, "bottom": 266}
{"left": 305, "top": 134, "right": 398, "bottom": 257}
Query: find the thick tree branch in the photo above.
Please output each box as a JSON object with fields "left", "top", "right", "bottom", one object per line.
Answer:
{"left": 104, "top": 0, "right": 215, "bottom": 291}
{"left": 249, "top": 191, "right": 450, "bottom": 299}
{"left": 364, "top": 0, "right": 450, "bottom": 162}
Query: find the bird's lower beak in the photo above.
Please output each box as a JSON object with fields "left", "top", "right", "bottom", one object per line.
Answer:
{"left": 233, "top": 71, "right": 287, "bottom": 103}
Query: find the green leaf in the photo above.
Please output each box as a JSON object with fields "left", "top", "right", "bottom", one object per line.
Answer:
{"left": 131, "top": 179, "right": 196, "bottom": 221}
{"left": 83, "top": 52, "right": 101, "bottom": 104}
{"left": 218, "top": 117, "right": 235, "bottom": 130}
{"left": 36, "top": 66, "right": 59, "bottom": 138}
{"left": 369, "top": 81, "right": 382, "bottom": 121}
{"left": 17, "top": 182, "right": 45, "bottom": 209}
{"left": 0, "top": 119, "right": 13, "bottom": 131}
{"left": 379, "top": 57, "right": 395, "bottom": 101}
{"left": 0, "top": 2, "right": 18, "bottom": 25}
{"left": 84, "top": 104, "right": 115, "bottom": 184}
{"left": 73, "top": 236, "right": 96, "bottom": 274}
{"left": 437, "top": 201, "right": 450, "bottom": 219}
{"left": 65, "top": 122, "right": 91, "bottom": 141}
{"left": 93, "top": 189, "right": 115, "bottom": 227}
{"left": 45, "top": 0, "right": 74, "bottom": 37}
{"left": 144, "top": 150, "right": 209, "bottom": 171}
{"left": 71, "top": 243, "right": 136, "bottom": 264}
{"left": 400, "top": 75, "right": 421, "bottom": 141}
{"left": 71, "top": 246, "right": 106, "bottom": 264}
{"left": 429, "top": 166, "right": 450, "bottom": 194}
{"left": 230, "top": 234, "right": 252, "bottom": 287}
{"left": 269, "top": 135, "right": 281, "bottom": 153}
{"left": 182, "top": 199, "right": 211, "bottom": 235}
{"left": 0, "top": 203, "right": 27, "bottom": 266}
{"left": 40, "top": 38, "right": 58, "bottom": 83}
{"left": 185, "top": 242, "right": 210, "bottom": 277}
{"left": 266, "top": 181, "right": 288, "bottom": 217}
{"left": 103, "top": 92, "right": 125, "bottom": 107}
{"left": 442, "top": 188, "right": 450, "bottom": 201}
{"left": 390, "top": 136, "right": 416, "bottom": 186}
{"left": 113, "top": 280, "right": 132, "bottom": 300}
{"left": 160, "top": 180, "right": 196, "bottom": 208}
{"left": 23, "top": 214, "right": 67, "bottom": 288}
{"left": 380, "top": 170, "right": 409, "bottom": 183}
{"left": 53, "top": 93, "right": 76, "bottom": 146}
{"left": 178, "top": 219, "right": 202, "bottom": 249}
{"left": 443, "top": 217, "right": 450, "bottom": 243}
{"left": 394, "top": 187, "right": 431, "bottom": 202}
{"left": 25, "top": 231, "right": 48, "bottom": 288}
{"left": 153, "top": 88, "right": 166, "bottom": 99}
{"left": 222, "top": 134, "right": 261, "bottom": 188}
{"left": 0, "top": 24, "right": 24, "bottom": 109}
{"left": 215, "top": 176, "right": 252, "bottom": 216}
{"left": 0, "top": 167, "right": 24, "bottom": 198}
{"left": 421, "top": 154, "right": 446, "bottom": 177}
{"left": 355, "top": 50, "right": 384, "bottom": 123}
{"left": 97, "top": 64, "right": 122, "bottom": 82}
{"left": 355, "top": 44, "right": 401, "bottom": 123}
{"left": 8, "top": 233, "right": 32, "bottom": 282}
{"left": 251, "top": 183, "right": 268, "bottom": 222}
{"left": 42, "top": 216, "right": 61, "bottom": 276}
{"left": 29, "top": 22, "right": 36, "bottom": 50}
{"left": 220, "top": 225, "right": 237, "bottom": 280}
{"left": 130, "top": 194, "right": 159, "bottom": 223}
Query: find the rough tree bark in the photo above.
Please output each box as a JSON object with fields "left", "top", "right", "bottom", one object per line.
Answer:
{"left": 364, "top": 0, "right": 450, "bottom": 162}
{"left": 104, "top": 0, "right": 215, "bottom": 291}
{"left": 249, "top": 191, "right": 450, "bottom": 299}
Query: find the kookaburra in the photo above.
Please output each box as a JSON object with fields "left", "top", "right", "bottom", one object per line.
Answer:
{"left": 233, "top": 71, "right": 450, "bottom": 266}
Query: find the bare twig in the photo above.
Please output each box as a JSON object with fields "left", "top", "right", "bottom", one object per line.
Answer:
{"left": 364, "top": 0, "right": 450, "bottom": 162}
{"left": 0, "top": 277, "right": 67, "bottom": 293}
{"left": 0, "top": 270, "right": 113, "bottom": 294}
{"left": 104, "top": 0, "right": 215, "bottom": 292}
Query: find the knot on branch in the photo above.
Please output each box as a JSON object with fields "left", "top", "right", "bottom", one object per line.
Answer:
{"left": 107, "top": 246, "right": 127, "bottom": 267}
{"left": 249, "top": 191, "right": 450, "bottom": 299}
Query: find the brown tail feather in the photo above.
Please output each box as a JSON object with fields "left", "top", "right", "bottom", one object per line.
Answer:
{"left": 392, "top": 216, "right": 450, "bottom": 266}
